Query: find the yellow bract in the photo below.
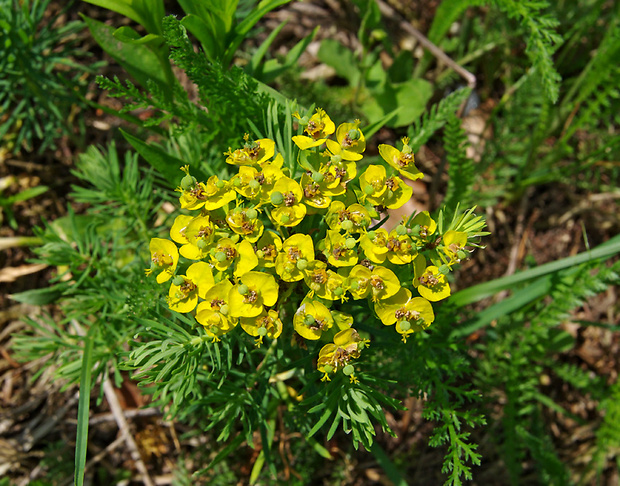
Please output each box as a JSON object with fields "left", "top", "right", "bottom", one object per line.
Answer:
{"left": 292, "top": 108, "right": 335, "bottom": 149}
{"left": 317, "top": 328, "right": 362, "bottom": 381}
{"left": 196, "top": 280, "right": 236, "bottom": 340}
{"left": 414, "top": 265, "right": 451, "bottom": 301}
{"left": 147, "top": 238, "right": 179, "bottom": 283}
{"left": 168, "top": 262, "right": 214, "bottom": 313}
{"left": 326, "top": 122, "right": 366, "bottom": 161}
{"left": 378, "top": 138, "right": 422, "bottom": 181}
{"left": 275, "top": 234, "right": 315, "bottom": 282}
{"left": 293, "top": 299, "right": 334, "bottom": 340}
{"left": 228, "top": 271, "right": 279, "bottom": 318}
{"left": 374, "top": 288, "right": 435, "bottom": 341}
{"left": 226, "top": 137, "right": 275, "bottom": 166}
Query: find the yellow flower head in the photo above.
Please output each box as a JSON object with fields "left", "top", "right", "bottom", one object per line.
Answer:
{"left": 374, "top": 288, "right": 435, "bottom": 342}
{"left": 225, "top": 135, "right": 275, "bottom": 166}
{"left": 255, "top": 231, "right": 282, "bottom": 268}
{"left": 317, "top": 328, "right": 362, "bottom": 381}
{"left": 209, "top": 238, "right": 258, "bottom": 278}
{"left": 326, "top": 121, "right": 366, "bottom": 161}
{"left": 347, "top": 264, "right": 400, "bottom": 302}
{"left": 167, "top": 262, "right": 214, "bottom": 313}
{"left": 442, "top": 230, "right": 468, "bottom": 264}
{"left": 203, "top": 175, "right": 238, "bottom": 211}
{"left": 275, "top": 234, "right": 315, "bottom": 282}
{"left": 303, "top": 260, "right": 345, "bottom": 301}
{"left": 293, "top": 298, "right": 334, "bottom": 340}
{"left": 381, "top": 175, "right": 413, "bottom": 209}
{"left": 410, "top": 211, "right": 437, "bottom": 243}
{"left": 292, "top": 108, "right": 335, "bottom": 149}
{"left": 179, "top": 215, "right": 217, "bottom": 260}
{"left": 359, "top": 229, "right": 389, "bottom": 264}
{"left": 385, "top": 229, "right": 416, "bottom": 265}
{"left": 413, "top": 265, "right": 451, "bottom": 302}
{"left": 147, "top": 238, "right": 179, "bottom": 283}
{"left": 228, "top": 271, "right": 279, "bottom": 318}
{"left": 233, "top": 160, "right": 284, "bottom": 202}
{"left": 324, "top": 229, "right": 358, "bottom": 267}
{"left": 196, "top": 279, "right": 236, "bottom": 341}
{"left": 299, "top": 172, "right": 344, "bottom": 209}
{"left": 270, "top": 176, "right": 307, "bottom": 227}
{"left": 225, "top": 207, "right": 264, "bottom": 242}
{"left": 325, "top": 201, "right": 371, "bottom": 234}
{"left": 240, "top": 309, "right": 283, "bottom": 346}
{"left": 378, "top": 137, "right": 423, "bottom": 181}
{"left": 359, "top": 165, "right": 387, "bottom": 204}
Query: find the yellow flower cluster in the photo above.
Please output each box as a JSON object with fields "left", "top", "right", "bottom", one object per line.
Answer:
{"left": 146, "top": 109, "right": 474, "bottom": 382}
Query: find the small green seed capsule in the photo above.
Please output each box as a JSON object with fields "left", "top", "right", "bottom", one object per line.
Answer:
{"left": 347, "top": 129, "right": 360, "bottom": 141}
{"left": 210, "top": 325, "right": 219, "bottom": 335}
{"left": 330, "top": 154, "right": 342, "bottom": 164}
{"left": 341, "top": 220, "right": 354, "bottom": 231}
{"left": 323, "top": 364, "right": 334, "bottom": 374}
{"left": 245, "top": 208, "right": 258, "bottom": 220}
{"left": 270, "top": 191, "right": 284, "bottom": 205}
{"left": 248, "top": 179, "right": 260, "bottom": 190}
{"left": 333, "top": 287, "right": 344, "bottom": 297}
{"left": 233, "top": 178, "right": 242, "bottom": 187}
{"left": 438, "top": 264, "right": 450, "bottom": 275}
{"left": 216, "top": 180, "right": 226, "bottom": 189}
{"left": 396, "top": 225, "right": 407, "bottom": 236}
{"left": 312, "top": 172, "right": 324, "bottom": 183}
{"left": 257, "top": 326, "right": 268, "bottom": 337}
{"left": 296, "top": 258, "right": 308, "bottom": 270}
{"left": 197, "top": 239, "right": 208, "bottom": 250}
{"left": 280, "top": 214, "right": 290, "bottom": 224}
{"left": 181, "top": 174, "right": 196, "bottom": 190}
{"left": 304, "top": 314, "right": 315, "bottom": 326}
{"left": 219, "top": 304, "right": 229, "bottom": 316}
{"left": 367, "top": 230, "right": 376, "bottom": 240}
{"left": 345, "top": 237, "right": 357, "bottom": 249}
{"left": 299, "top": 116, "right": 309, "bottom": 125}
{"left": 399, "top": 320, "right": 411, "bottom": 331}
{"left": 410, "top": 225, "right": 421, "bottom": 236}
{"left": 342, "top": 364, "right": 354, "bottom": 376}
{"left": 237, "top": 284, "right": 249, "bottom": 295}
{"left": 364, "top": 184, "right": 374, "bottom": 195}
{"left": 256, "top": 249, "right": 265, "bottom": 259}
{"left": 349, "top": 281, "right": 359, "bottom": 290}
{"left": 457, "top": 250, "right": 468, "bottom": 260}
{"left": 172, "top": 276, "right": 185, "bottom": 286}
{"left": 215, "top": 251, "right": 227, "bottom": 262}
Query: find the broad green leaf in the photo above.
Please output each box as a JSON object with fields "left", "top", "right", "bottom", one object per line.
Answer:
{"left": 113, "top": 26, "right": 164, "bottom": 47}
{"left": 318, "top": 38, "right": 361, "bottom": 86}
{"left": 82, "top": 15, "right": 171, "bottom": 92}
{"left": 82, "top": 0, "right": 164, "bottom": 35}
{"left": 361, "top": 78, "right": 433, "bottom": 127}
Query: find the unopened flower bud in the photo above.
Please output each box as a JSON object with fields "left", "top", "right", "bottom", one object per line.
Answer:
{"left": 270, "top": 191, "right": 284, "bottom": 205}
{"left": 312, "top": 172, "right": 324, "bottom": 183}
{"left": 347, "top": 129, "right": 360, "bottom": 140}
{"left": 341, "top": 220, "right": 354, "bottom": 231}
{"left": 181, "top": 174, "right": 196, "bottom": 190}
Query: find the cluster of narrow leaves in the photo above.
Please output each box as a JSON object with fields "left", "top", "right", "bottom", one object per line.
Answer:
{"left": 147, "top": 109, "right": 484, "bottom": 383}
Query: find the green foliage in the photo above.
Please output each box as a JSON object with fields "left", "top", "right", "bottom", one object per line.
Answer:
{"left": 0, "top": 0, "right": 96, "bottom": 153}
{"left": 442, "top": 114, "right": 475, "bottom": 215}
{"left": 474, "top": 258, "right": 620, "bottom": 484}
{"left": 0, "top": 176, "right": 48, "bottom": 229}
